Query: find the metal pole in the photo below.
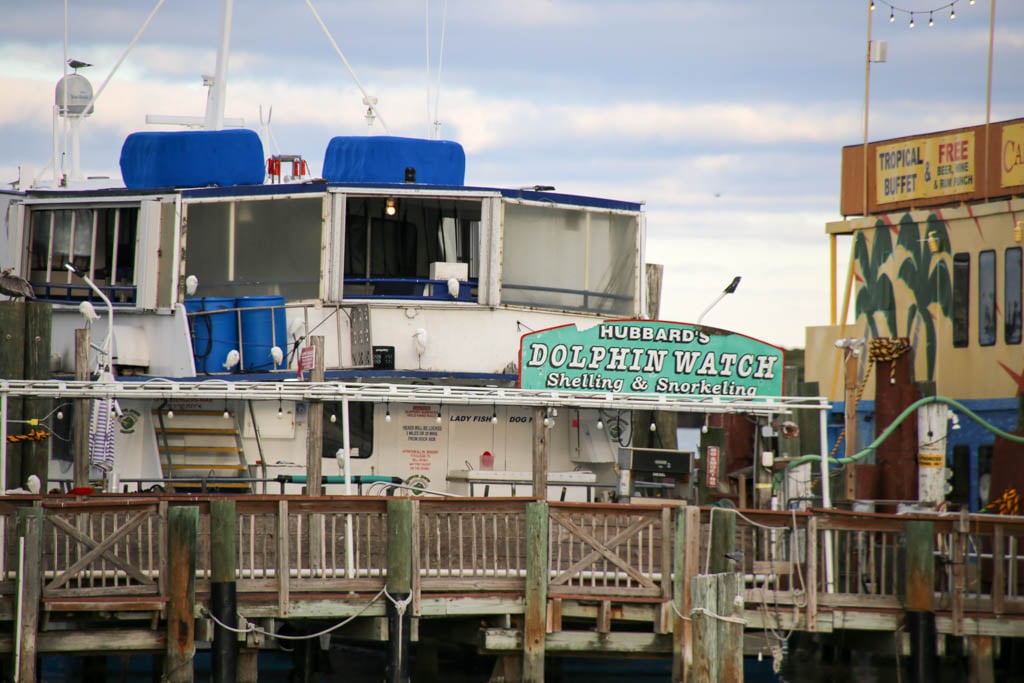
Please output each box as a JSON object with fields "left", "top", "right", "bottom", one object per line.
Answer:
{"left": 205, "top": 0, "right": 234, "bottom": 130}
{"left": 696, "top": 276, "right": 741, "bottom": 325}
{"left": 342, "top": 396, "right": 355, "bottom": 579}
{"left": 862, "top": 0, "right": 873, "bottom": 217}
{"left": 819, "top": 401, "right": 835, "bottom": 592}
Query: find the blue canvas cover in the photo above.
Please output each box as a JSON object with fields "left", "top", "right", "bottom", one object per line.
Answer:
{"left": 119, "top": 129, "right": 265, "bottom": 189}
{"left": 322, "top": 136, "right": 465, "bottom": 185}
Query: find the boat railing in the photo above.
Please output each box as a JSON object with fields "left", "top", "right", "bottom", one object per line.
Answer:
{"left": 343, "top": 276, "right": 477, "bottom": 302}
{"left": 30, "top": 281, "right": 138, "bottom": 306}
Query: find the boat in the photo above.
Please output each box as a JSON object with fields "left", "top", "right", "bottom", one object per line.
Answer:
{"left": 0, "top": 1, "right": 809, "bottom": 505}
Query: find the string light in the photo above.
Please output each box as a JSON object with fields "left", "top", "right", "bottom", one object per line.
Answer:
{"left": 491, "top": 404, "right": 498, "bottom": 424}
{"left": 385, "top": 401, "right": 392, "bottom": 423}
{"left": 873, "top": 0, "right": 970, "bottom": 28}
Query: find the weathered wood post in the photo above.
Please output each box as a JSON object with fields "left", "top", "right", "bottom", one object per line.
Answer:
{"left": 0, "top": 302, "right": 27, "bottom": 490}
{"left": 16, "top": 505, "right": 43, "bottom": 683}
{"left": 210, "top": 500, "right": 238, "bottom": 683}
{"left": 690, "top": 572, "right": 744, "bottom": 683}
{"left": 23, "top": 302, "right": 51, "bottom": 492}
{"left": 73, "top": 328, "right": 91, "bottom": 489}
{"left": 304, "top": 335, "right": 325, "bottom": 493}
{"left": 672, "top": 504, "right": 701, "bottom": 682}
{"left": 166, "top": 505, "right": 198, "bottom": 683}
{"left": 532, "top": 407, "right": 548, "bottom": 498}
{"left": 708, "top": 507, "right": 737, "bottom": 574}
{"left": 524, "top": 500, "right": 549, "bottom": 682}
{"left": 905, "top": 519, "right": 937, "bottom": 683}
{"left": 386, "top": 498, "right": 413, "bottom": 683}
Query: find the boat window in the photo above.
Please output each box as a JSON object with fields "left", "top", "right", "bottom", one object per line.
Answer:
{"left": 322, "top": 402, "right": 373, "bottom": 459}
{"left": 184, "top": 197, "right": 322, "bottom": 299}
{"left": 1006, "top": 247, "right": 1022, "bottom": 345}
{"left": 342, "top": 196, "right": 480, "bottom": 299}
{"left": 26, "top": 206, "right": 139, "bottom": 304}
{"left": 978, "top": 250, "right": 996, "bottom": 347}
{"left": 951, "top": 253, "right": 970, "bottom": 348}
{"left": 501, "top": 204, "right": 636, "bottom": 315}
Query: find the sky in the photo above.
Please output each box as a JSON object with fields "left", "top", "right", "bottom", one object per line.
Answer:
{"left": 2, "top": 0, "right": 1023, "bottom": 350}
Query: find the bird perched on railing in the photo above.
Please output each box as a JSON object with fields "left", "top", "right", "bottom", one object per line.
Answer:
{"left": 0, "top": 268, "right": 35, "bottom": 300}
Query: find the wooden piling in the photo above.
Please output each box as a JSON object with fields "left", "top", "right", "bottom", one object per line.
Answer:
{"left": 524, "top": 501, "right": 549, "bottom": 682}
{"left": 23, "top": 302, "right": 51, "bottom": 491}
{"left": 74, "top": 328, "right": 91, "bottom": 489}
{"left": 672, "top": 504, "right": 701, "bottom": 682}
{"left": 304, "top": 335, "right": 325, "bottom": 493}
{"left": 532, "top": 407, "right": 548, "bottom": 498}
{"left": 386, "top": 498, "right": 413, "bottom": 683}
{"left": 210, "top": 500, "right": 238, "bottom": 683}
{"left": 708, "top": 507, "right": 736, "bottom": 575}
{"left": 16, "top": 506, "right": 43, "bottom": 683}
{"left": 0, "top": 302, "right": 27, "bottom": 489}
{"left": 690, "top": 572, "right": 744, "bottom": 683}
{"left": 166, "top": 506, "right": 198, "bottom": 683}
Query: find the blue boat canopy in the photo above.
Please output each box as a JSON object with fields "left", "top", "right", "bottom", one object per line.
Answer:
{"left": 323, "top": 136, "right": 465, "bottom": 185}
{"left": 119, "top": 129, "right": 265, "bottom": 189}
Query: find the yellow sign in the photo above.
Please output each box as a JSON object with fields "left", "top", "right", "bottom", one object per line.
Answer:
{"left": 876, "top": 131, "right": 975, "bottom": 204}
{"left": 918, "top": 452, "right": 944, "bottom": 469}
{"left": 1002, "top": 122, "right": 1024, "bottom": 188}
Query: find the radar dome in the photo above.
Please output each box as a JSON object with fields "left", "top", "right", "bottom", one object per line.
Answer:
{"left": 55, "top": 74, "right": 94, "bottom": 116}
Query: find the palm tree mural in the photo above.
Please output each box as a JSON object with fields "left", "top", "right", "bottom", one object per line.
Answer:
{"left": 895, "top": 212, "right": 952, "bottom": 382}
{"left": 853, "top": 219, "right": 897, "bottom": 340}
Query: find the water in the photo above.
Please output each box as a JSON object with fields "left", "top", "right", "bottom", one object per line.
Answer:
{"left": 34, "top": 644, "right": 1017, "bottom": 682}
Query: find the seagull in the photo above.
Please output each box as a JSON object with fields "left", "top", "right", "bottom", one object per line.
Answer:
{"left": 0, "top": 268, "right": 34, "bottom": 300}
{"left": 446, "top": 277, "right": 460, "bottom": 299}
{"left": 223, "top": 349, "right": 240, "bottom": 371}
{"left": 67, "top": 59, "right": 92, "bottom": 71}
{"left": 185, "top": 274, "right": 199, "bottom": 296}
{"left": 79, "top": 300, "right": 100, "bottom": 324}
{"left": 270, "top": 345, "right": 284, "bottom": 368}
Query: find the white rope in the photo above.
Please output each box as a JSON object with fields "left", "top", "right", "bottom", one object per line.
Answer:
{"left": 689, "top": 606, "right": 746, "bottom": 625}
{"left": 203, "top": 587, "right": 387, "bottom": 641}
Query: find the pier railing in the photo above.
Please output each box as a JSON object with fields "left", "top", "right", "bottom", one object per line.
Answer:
{"left": 3, "top": 496, "right": 1024, "bottom": 635}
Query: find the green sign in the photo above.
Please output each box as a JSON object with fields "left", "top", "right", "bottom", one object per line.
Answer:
{"left": 519, "top": 320, "right": 784, "bottom": 397}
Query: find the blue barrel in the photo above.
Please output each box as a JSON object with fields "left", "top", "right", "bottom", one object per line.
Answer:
{"left": 236, "top": 295, "right": 287, "bottom": 371}
{"left": 184, "top": 297, "right": 239, "bottom": 374}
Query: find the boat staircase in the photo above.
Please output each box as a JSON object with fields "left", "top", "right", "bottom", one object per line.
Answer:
{"left": 151, "top": 408, "right": 251, "bottom": 492}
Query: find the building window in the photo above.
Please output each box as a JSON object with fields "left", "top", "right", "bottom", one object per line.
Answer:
{"left": 1006, "top": 247, "right": 1022, "bottom": 345}
{"left": 501, "top": 203, "right": 637, "bottom": 315}
{"left": 979, "top": 250, "right": 996, "bottom": 347}
{"left": 322, "top": 402, "right": 373, "bottom": 459}
{"left": 27, "top": 206, "right": 139, "bottom": 304}
{"left": 952, "top": 252, "right": 970, "bottom": 348}
{"left": 185, "top": 197, "right": 323, "bottom": 300}
{"left": 343, "top": 196, "right": 480, "bottom": 298}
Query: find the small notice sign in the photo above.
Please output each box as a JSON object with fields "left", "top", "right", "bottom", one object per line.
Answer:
{"left": 706, "top": 445, "right": 720, "bottom": 488}
{"left": 297, "top": 346, "right": 315, "bottom": 378}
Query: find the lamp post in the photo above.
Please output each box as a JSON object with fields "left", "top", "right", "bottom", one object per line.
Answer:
{"left": 696, "top": 276, "right": 741, "bottom": 325}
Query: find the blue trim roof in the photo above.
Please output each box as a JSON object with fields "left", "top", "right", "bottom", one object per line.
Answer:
{"left": 180, "top": 180, "right": 642, "bottom": 212}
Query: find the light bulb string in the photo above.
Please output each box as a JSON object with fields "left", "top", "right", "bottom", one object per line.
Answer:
{"left": 873, "top": 0, "right": 970, "bottom": 22}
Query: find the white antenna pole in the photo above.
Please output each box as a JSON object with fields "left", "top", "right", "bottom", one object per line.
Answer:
{"left": 204, "top": 0, "right": 235, "bottom": 130}
{"left": 425, "top": 0, "right": 432, "bottom": 138}
{"left": 304, "top": 0, "right": 391, "bottom": 134}
{"left": 433, "top": 0, "right": 448, "bottom": 139}
{"left": 61, "top": 0, "right": 69, "bottom": 183}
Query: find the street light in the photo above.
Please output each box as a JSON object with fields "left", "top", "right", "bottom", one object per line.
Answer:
{"left": 696, "top": 276, "right": 741, "bottom": 325}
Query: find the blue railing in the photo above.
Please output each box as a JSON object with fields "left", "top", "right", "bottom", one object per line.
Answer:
{"left": 30, "top": 281, "right": 137, "bottom": 306}
{"left": 344, "top": 277, "right": 477, "bottom": 302}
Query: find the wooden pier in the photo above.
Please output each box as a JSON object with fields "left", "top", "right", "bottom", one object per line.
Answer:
{"left": 1, "top": 495, "right": 1023, "bottom": 682}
